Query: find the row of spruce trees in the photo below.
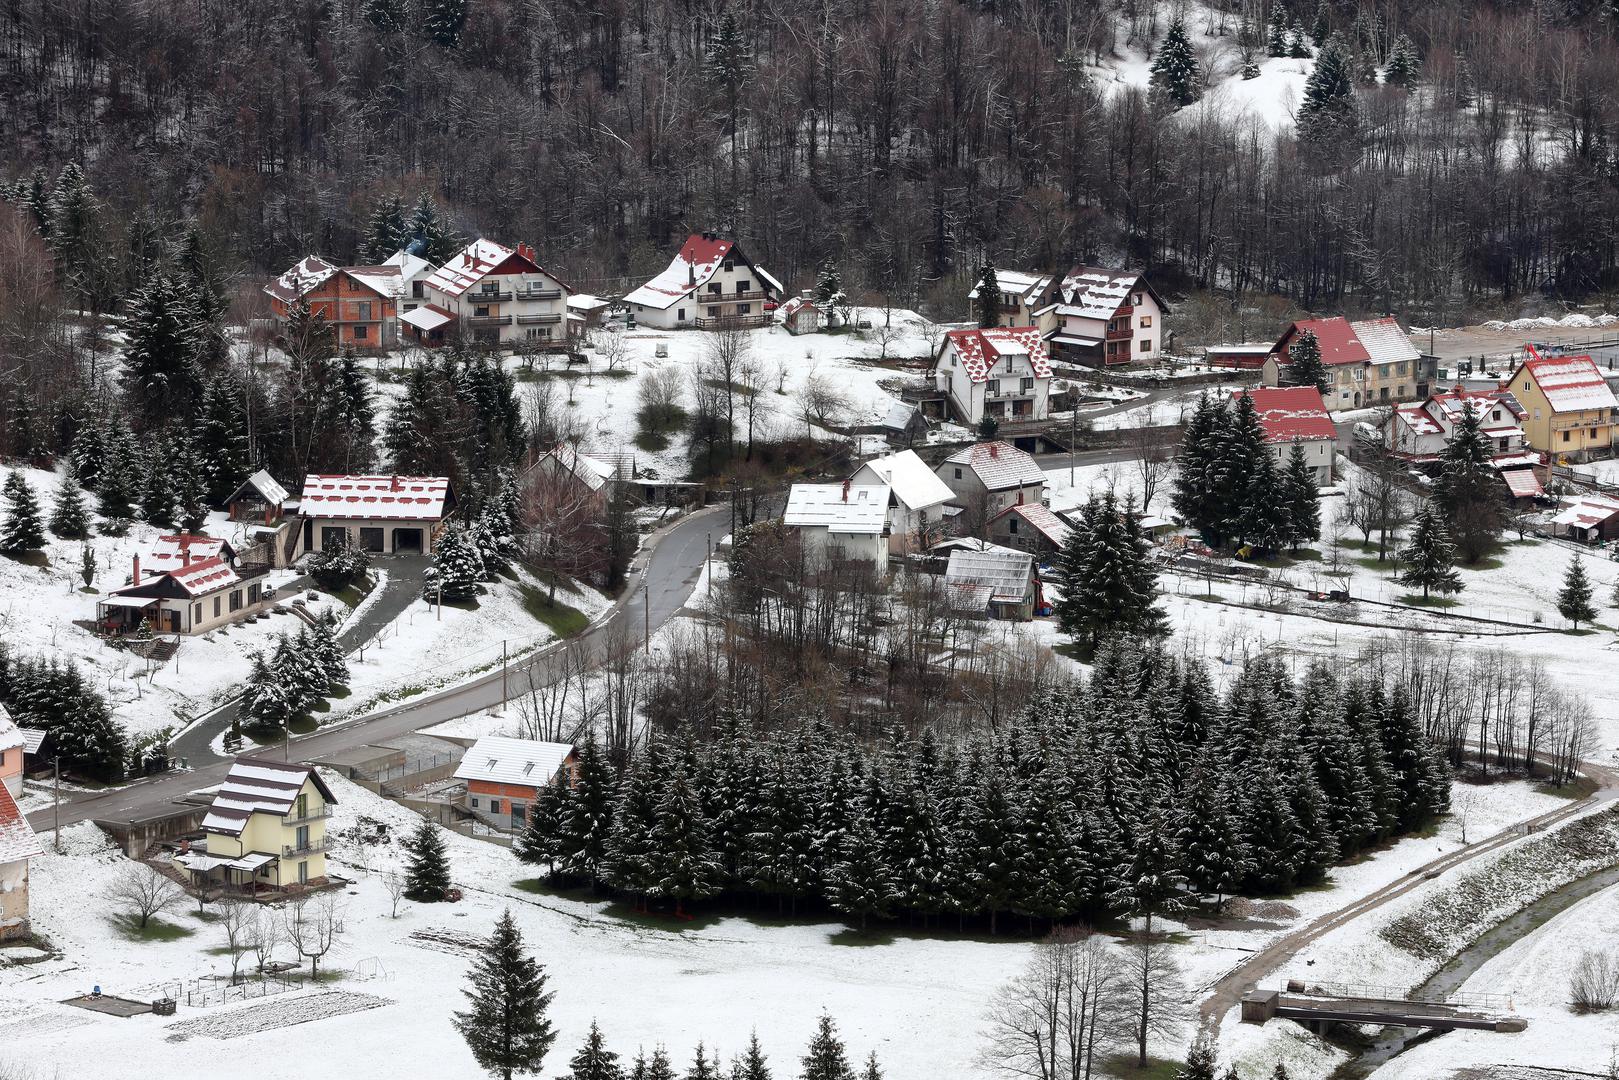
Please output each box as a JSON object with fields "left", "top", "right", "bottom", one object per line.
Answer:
{"left": 0, "top": 641, "right": 128, "bottom": 781}
{"left": 506, "top": 644, "right": 1448, "bottom": 932}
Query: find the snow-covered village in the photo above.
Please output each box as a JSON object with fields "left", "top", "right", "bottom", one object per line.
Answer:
{"left": 9, "top": 1, "right": 1619, "bottom": 1079}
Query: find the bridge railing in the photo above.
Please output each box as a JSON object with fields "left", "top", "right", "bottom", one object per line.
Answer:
{"left": 1285, "top": 978, "right": 1514, "bottom": 1013}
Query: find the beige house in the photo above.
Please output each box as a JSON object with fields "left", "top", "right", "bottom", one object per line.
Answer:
{"left": 179, "top": 758, "right": 336, "bottom": 893}
{"left": 1505, "top": 348, "right": 1619, "bottom": 461}
{"left": 968, "top": 269, "right": 1059, "bottom": 327}
{"left": 96, "top": 550, "right": 274, "bottom": 637}
{"left": 0, "top": 781, "right": 41, "bottom": 941}
{"left": 1263, "top": 317, "right": 1433, "bottom": 407}
{"left": 298, "top": 474, "right": 455, "bottom": 555}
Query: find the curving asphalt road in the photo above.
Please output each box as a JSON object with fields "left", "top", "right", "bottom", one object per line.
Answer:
{"left": 30, "top": 506, "right": 725, "bottom": 834}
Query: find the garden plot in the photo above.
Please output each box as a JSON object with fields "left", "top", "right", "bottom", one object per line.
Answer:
{"left": 164, "top": 991, "right": 392, "bottom": 1041}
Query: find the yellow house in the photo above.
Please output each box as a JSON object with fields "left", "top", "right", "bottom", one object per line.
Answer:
{"left": 1506, "top": 349, "right": 1619, "bottom": 461}
{"left": 180, "top": 757, "right": 336, "bottom": 893}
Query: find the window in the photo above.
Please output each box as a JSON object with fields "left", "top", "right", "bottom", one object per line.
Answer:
{"left": 1563, "top": 430, "right": 1571, "bottom": 443}
{"left": 1008, "top": 518, "right": 1018, "bottom": 534}
{"left": 470, "top": 796, "right": 479, "bottom": 808}
{"left": 738, "top": 303, "right": 751, "bottom": 314}
{"left": 193, "top": 603, "right": 202, "bottom": 624}
{"left": 1133, "top": 293, "right": 1143, "bottom": 305}
{"left": 296, "top": 794, "right": 308, "bottom": 819}
{"left": 481, "top": 281, "right": 499, "bottom": 294}
{"left": 723, "top": 261, "right": 734, "bottom": 272}
{"left": 213, "top": 596, "right": 221, "bottom": 618}
{"left": 708, "top": 282, "right": 723, "bottom": 294}
{"left": 1593, "top": 428, "right": 1600, "bottom": 439}
{"left": 358, "top": 302, "right": 371, "bottom": 321}
{"left": 474, "top": 305, "right": 489, "bottom": 318}
{"left": 1140, "top": 315, "right": 1152, "bottom": 328}
{"left": 354, "top": 324, "right": 368, "bottom": 339}
{"left": 1395, "top": 362, "right": 1407, "bottom": 376}
{"left": 988, "top": 379, "right": 1000, "bottom": 394}
{"left": 709, "top": 306, "right": 721, "bottom": 317}
{"left": 1021, "top": 377, "right": 1034, "bottom": 392}
{"left": 512, "top": 804, "right": 526, "bottom": 825}
{"left": 489, "top": 799, "right": 502, "bottom": 815}
{"left": 954, "top": 468, "right": 962, "bottom": 479}
{"left": 298, "top": 861, "right": 308, "bottom": 885}
{"left": 737, "top": 280, "right": 751, "bottom": 294}
{"left": 229, "top": 590, "right": 243, "bottom": 612}
{"left": 295, "top": 825, "right": 309, "bottom": 851}
{"left": 677, "top": 309, "right": 686, "bottom": 321}
{"left": 1139, "top": 339, "right": 1151, "bottom": 352}
{"left": 412, "top": 281, "right": 424, "bottom": 299}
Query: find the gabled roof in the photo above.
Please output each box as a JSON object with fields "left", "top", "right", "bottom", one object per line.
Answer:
{"left": 383, "top": 248, "right": 434, "bottom": 282}
{"left": 1551, "top": 495, "right": 1619, "bottom": 529}
{"left": 0, "top": 705, "right": 22, "bottom": 753}
{"left": 264, "top": 255, "right": 337, "bottom": 304}
{"left": 202, "top": 757, "right": 336, "bottom": 837}
{"left": 623, "top": 234, "right": 777, "bottom": 310}
{"left": 0, "top": 782, "right": 41, "bottom": 865}
{"left": 542, "top": 445, "right": 615, "bottom": 493}
{"left": 147, "top": 534, "right": 233, "bottom": 576}
{"left": 943, "top": 327, "right": 1053, "bottom": 383}
{"left": 424, "top": 238, "right": 555, "bottom": 298}
{"left": 399, "top": 303, "right": 456, "bottom": 332}
{"left": 852, "top": 450, "right": 954, "bottom": 512}
{"left": 452, "top": 736, "right": 574, "bottom": 788}
{"left": 967, "top": 270, "right": 1052, "bottom": 301}
{"left": 1055, "top": 265, "right": 1163, "bottom": 319}
{"left": 300, "top": 474, "right": 453, "bottom": 521}
{"left": 1514, "top": 348, "right": 1619, "bottom": 414}
{"left": 1272, "top": 317, "right": 1420, "bottom": 367}
{"left": 1232, "top": 387, "right": 1338, "bottom": 444}
{"left": 343, "top": 264, "right": 404, "bottom": 300}
{"left": 990, "top": 502, "right": 1073, "bottom": 548}
{"left": 941, "top": 442, "right": 1047, "bottom": 492}
{"left": 944, "top": 549, "right": 1035, "bottom": 610}
{"left": 783, "top": 484, "right": 890, "bottom": 534}
{"left": 226, "top": 469, "right": 291, "bottom": 508}
{"left": 164, "top": 556, "right": 242, "bottom": 598}
{"left": 1352, "top": 317, "right": 1422, "bottom": 364}
{"left": 777, "top": 295, "right": 818, "bottom": 321}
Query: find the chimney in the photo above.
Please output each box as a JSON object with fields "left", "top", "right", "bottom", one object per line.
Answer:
{"left": 391, "top": 474, "right": 401, "bottom": 492}
{"left": 842, "top": 479, "right": 850, "bottom": 502}
{"left": 132, "top": 554, "right": 141, "bottom": 587}
{"left": 182, "top": 545, "right": 191, "bottom": 568}
{"left": 989, "top": 443, "right": 999, "bottom": 459}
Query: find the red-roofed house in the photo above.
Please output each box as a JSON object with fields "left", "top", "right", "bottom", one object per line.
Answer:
{"left": 0, "top": 782, "right": 41, "bottom": 941}
{"left": 1388, "top": 387, "right": 1529, "bottom": 465}
{"left": 624, "top": 232, "right": 783, "bottom": 330}
{"left": 1233, "top": 386, "right": 1338, "bottom": 485}
{"left": 935, "top": 327, "right": 1054, "bottom": 425}
{"left": 1032, "top": 266, "right": 1166, "bottom": 367}
{"left": 1262, "top": 317, "right": 1433, "bottom": 407}
{"left": 421, "top": 238, "right": 575, "bottom": 348}
{"left": 96, "top": 548, "right": 274, "bottom": 637}
{"left": 264, "top": 257, "right": 399, "bottom": 350}
{"left": 298, "top": 474, "right": 456, "bottom": 555}
{"left": 1506, "top": 347, "right": 1619, "bottom": 461}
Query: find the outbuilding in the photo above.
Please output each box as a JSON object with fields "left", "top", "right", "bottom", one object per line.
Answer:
{"left": 298, "top": 474, "right": 455, "bottom": 556}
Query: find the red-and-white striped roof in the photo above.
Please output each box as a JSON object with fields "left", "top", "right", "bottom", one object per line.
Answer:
{"left": 299, "top": 475, "right": 452, "bottom": 521}
{"left": 0, "top": 782, "right": 41, "bottom": 865}
{"left": 943, "top": 327, "right": 1053, "bottom": 383}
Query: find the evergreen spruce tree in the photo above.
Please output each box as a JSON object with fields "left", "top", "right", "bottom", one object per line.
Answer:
{"left": 857, "top": 1053, "right": 881, "bottom": 1080}
{"left": 975, "top": 264, "right": 1001, "bottom": 328}
{"left": 425, "top": 0, "right": 469, "bottom": 47}
{"left": 823, "top": 804, "right": 896, "bottom": 931}
{"left": 1297, "top": 34, "right": 1359, "bottom": 146}
{"left": 1384, "top": 33, "right": 1420, "bottom": 87}
{"left": 196, "top": 373, "right": 253, "bottom": 502}
{"left": 46, "top": 162, "right": 99, "bottom": 308}
{"left": 122, "top": 274, "right": 204, "bottom": 422}
{"left": 1172, "top": 393, "right": 1227, "bottom": 544}
{"left": 1287, "top": 14, "right": 1311, "bottom": 57}
{"left": 1311, "top": 3, "right": 1330, "bottom": 46}
{"left": 0, "top": 472, "right": 45, "bottom": 553}
{"left": 567, "top": 1021, "right": 624, "bottom": 1080}
{"left": 646, "top": 763, "right": 722, "bottom": 914}
{"left": 1282, "top": 442, "right": 1321, "bottom": 550}
{"left": 1110, "top": 795, "right": 1188, "bottom": 935}
{"left": 1227, "top": 394, "right": 1291, "bottom": 553}
{"left": 1149, "top": 14, "right": 1202, "bottom": 109}
{"left": 1266, "top": 5, "right": 1288, "bottom": 56}
{"left": 1177, "top": 754, "right": 1253, "bottom": 907}
{"left": 403, "top": 815, "right": 454, "bottom": 901}
{"left": 1558, "top": 556, "right": 1598, "bottom": 629}
{"left": 408, "top": 193, "right": 459, "bottom": 264}
{"left": 1177, "top": 1034, "right": 1218, "bottom": 1080}
{"left": 361, "top": 192, "right": 409, "bottom": 261}
{"left": 48, "top": 470, "right": 90, "bottom": 540}
{"left": 1271, "top": 1065, "right": 1290, "bottom": 1080}
{"left": 1241, "top": 56, "right": 1261, "bottom": 79}
{"left": 734, "top": 1033, "right": 772, "bottom": 1080}
{"left": 1378, "top": 687, "right": 1450, "bottom": 831}
{"left": 515, "top": 778, "right": 566, "bottom": 873}
{"left": 798, "top": 1016, "right": 855, "bottom": 1080}
{"left": 705, "top": 10, "right": 753, "bottom": 191}
{"left": 1432, "top": 401, "right": 1501, "bottom": 563}
{"left": 1398, "top": 507, "right": 1463, "bottom": 600}
{"left": 424, "top": 523, "right": 486, "bottom": 602}
{"left": 138, "top": 447, "right": 179, "bottom": 527}
{"left": 452, "top": 909, "right": 557, "bottom": 1080}
{"left": 685, "top": 1043, "right": 719, "bottom": 1080}
{"left": 556, "top": 733, "right": 617, "bottom": 889}
{"left": 1051, "top": 490, "right": 1166, "bottom": 648}
{"left": 1285, "top": 329, "right": 1328, "bottom": 392}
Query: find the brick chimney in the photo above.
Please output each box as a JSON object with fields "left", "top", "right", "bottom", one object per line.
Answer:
{"left": 132, "top": 554, "right": 141, "bottom": 587}
{"left": 988, "top": 443, "right": 999, "bottom": 459}
{"left": 391, "top": 474, "right": 400, "bottom": 492}
{"left": 841, "top": 479, "right": 850, "bottom": 502}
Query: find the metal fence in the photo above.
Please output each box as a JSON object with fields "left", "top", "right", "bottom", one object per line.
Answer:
{"left": 366, "top": 752, "right": 457, "bottom": 786}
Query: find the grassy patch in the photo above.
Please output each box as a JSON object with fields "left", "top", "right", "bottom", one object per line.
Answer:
{"left": 1397, "top": 593, "right": 1462, "bottom": 609}
{"left": 3, "top": 550, "right": 48, "bottom": 568}
{"left": 635, "top": 429, "right": 672, "bottom": 452}
{"left": 1099, "top": 1053, "right": 1182, "bottom": 1079}
{"left": 828, "top": 926, "right": 898, "bottom": 947}
{"left": 1537, "top": 773, "right": 1600, "bottom": 801}
{"left": 1460, "top": 555, "right": 1506, "bottom": 571}
{"left": 111, "top": 915, "right": 196, "bottom": 942}
{"left": 518, "top": 584, "right": 588, "bottom": 638}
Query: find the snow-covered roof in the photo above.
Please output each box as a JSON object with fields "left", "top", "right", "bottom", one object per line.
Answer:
{"left": 991, "top": 502, "right": 1072, "bottom": 548}
{"left": 930, "top": 537, "right": 1025, "bottom": 557}
{"left": 942, "top": 327, "right": 1053, "bottom": 383}
{"left": 0, "top": 783, "right": 41, "bottom": 865}
{"left": 567, "top": 293, "right": 611, "bottom": 312}
{"left": 879, "top": 398, "right": 919, "bottom": 431}
{"left": 452, "top": 736, "right": 573, "bottom": 788}
{"left": 299, "top": 475, "right": 452, "bottom": 521}
{"left": 783, "top": 484, "right": 890, "bottom": 534}
{"left": 967, "top": 270, "right": 1052, "bottom": 300}
{"left": 18, "top": 728, "right": 45, "bottom": 755}
{"left": 383, "top": 248, "right": 433, "bottom": 283}
{"left": 203, "top": 758, "right": 335, "bottom": 837}
{"left": 944, "top": 549, "right": 1035, "bottom": 610}
{"left": 147, "top": 534, "right": 232, "bottom": 576}
{"left": 1518, "top": 350, "right": 1619, "bottom": 414}
{"left": 163, "top": 556, "right": 242, "bottom": 598}
{"left": 1232, "top": 387, "right": 1338, "bottom": 443}
{"left": 1353, "top": 317, "right": 1422, "bottom": 365}
{"left": 1501, "top": 468, "right": 1544, "bottom": 498}
{"left": 778, "top": 295, "right": 818, "bottom": 322}
{"left": 424, "top": 238, "right": 551, "bottom": 298}
{"left": 1055, "top": 265, "right": 1151, "bottom": 319}
{"left": 344, "top": 264, "right": 404, "bottom": 300}
{"left": 623, "top": 234, "right": 776, "bottom": 310}
{"left": 1393, "top": 403, "right": 1443, "bottom": 437}
{"left": 757, "top": 266, "right": 785, "bottom": 295}
{"left": 0, "top": 707, "right": 22, "bottom": 753}
{"left": 264, "top": 255, "right": 337, "bottom": 304}
{"left": 853, "top": 450, "right": 954, "bottom": 512}
{"left": 228, "top": 469, "right": 290, "bottom": 508}
{"left": 542, "top": 445, "right": 615, "bottom": 492}
{"left": 399, "top": 304, "right": 456, "bottom": 332}
{"left": 1273, "top": 317, "right": 1420, "bottom": 368}
{"left": 941, "top": 442, "right": 1046, "bottom": 491}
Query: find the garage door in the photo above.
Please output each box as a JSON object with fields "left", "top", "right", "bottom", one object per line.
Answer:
{"left": 391, "top": 528, "right": 424, "bottom": 553}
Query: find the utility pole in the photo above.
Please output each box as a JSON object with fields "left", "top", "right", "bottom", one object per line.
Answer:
{"left": 501, "top": 640, "right": 508, "bottom": 712}
{"left": 1069, "top": 401, "right": 1077, "bottom": 486}
{"left": 706, "top": 533, "right": 712, "bottom": 590}
{"left": 52, "top": 757, "right": 61, "bottom": 854}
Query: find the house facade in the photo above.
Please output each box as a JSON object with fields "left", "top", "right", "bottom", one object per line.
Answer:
{"left": 180, "top": 758, "right": 335, "bottom": 893}
{"left": 96, "top": 550, "right": 274, "bottom": 637}
{"left": 1506, "top": 348, "right": 1619, "bottom": 461}
{"left": 777, "top": 295, "right": 824, "bottom": 335}
{"left": 298, "top": 474, "right": 455, "bottom": 555}
{"left": 0, "top": 708, "right": 23, "bottom": 799}
{"left": 420, "top": 239, "right": 574, "bottom": 349}
{"left": 1233, "top": 386, "right": 1339, "bottom": 485}
{"left": 264, "top": 257, "right": 399, "bottom": 350}
{"left": 783, "top": 482, "right": 891, "bottom": 568}
{"left": 987, "top": 502, "right": 1073, "bottom": 558}
{"left": 454, "top": 736, "right": 576, "bottom": 832}
{"left": 1388, "top": 388, "right": 1531, "bottom": 463}
{"left": 967, "top": 270, "right": 1058, "bottom": 327}
{"left": 936, "top": 442, "right": 1048, "bottom": 527}
{"left": 1033, "top": 266, "right": 1166, "bottom": 367}
{"left": 935, "top": 327, "right": 1053, "bottom": 425}
{"left": 0, "top": 782, "right": 41, "bottom": 941}
{"left": 849, "top": 450, "right": 956, "bottom": 553}
{"left": 1263, "top": 317, "right": 1433, "bottom": 407}
{"left": 623, "top": 233, "right": 783, "bottom": 330}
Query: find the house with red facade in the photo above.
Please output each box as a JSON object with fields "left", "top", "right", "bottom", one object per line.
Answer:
{"left": 264, "top": 256, "right": 401, "bottom": 350}
{"left": 453, "top": 736, "right": 577, "bottom": 831}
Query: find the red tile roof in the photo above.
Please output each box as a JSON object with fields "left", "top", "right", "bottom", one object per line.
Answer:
{"left": 0, "top": 782, "right": 42, "bottom": 864}
{"left": 1517, "top": 347, "right": 1619, "bottom": 414}
{"left": 943, "top": 327, "right": 1053, "bottom": 383}
{"left": 1233, "top": 387, "right": 1338, "bottom": 443}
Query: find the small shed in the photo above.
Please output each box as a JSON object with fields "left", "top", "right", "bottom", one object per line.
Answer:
{"left": 225, "top": 470, "right": 291, "bottom": 525}
{"left": 943, "top": 548, "right": 1038, "bottom": 621}
{"left": 778, "top": 296, "right": 824, "bottom": 336}
{"left": 1549, "top": 495, "right": 1619, "bottom": 543}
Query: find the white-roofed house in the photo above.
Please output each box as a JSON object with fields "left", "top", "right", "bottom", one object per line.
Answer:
{"left": 782, "top": 482, "right": 892, "bottom": 569}
{"left": 226, "top": 469, "right": 292, "bottom": 526}
{"left": 850, "top": 450, "right": 955, "bottom": 553}
{"left": 987, "top": 502, "right": 1073, "bottom": 559}
{"left": 0, "top": 781, "right": 41, "bottom": 940}
{"left": 967, "top": 269, "right": 1058, "bottom": 327}
{"left": 936, "top": 441, "right": 1048, "bottom": 535}
{"left": 943, "top": 548, "right": 1038, "bottom": 621}
{"left": 0, "top": 705, "right": 23, "bottom": 798}
{"left": 298, "top": 474, "right": 456, "bottom": 555}
{"left": 528, "top": 444, "right": 618, "bottom": 501}
{"left": 1507, "top": 347, "right": 1619, "bottom": 461}
{"left": 624, "top": 232, "right": 782, "bottom": 330}
{"left": 935, "top": 327, "right": 1054, "bottom": 425}
{"left": 1033, "top": 265, "right": 1167, "bottom": 367}
{"left": 177, "top": 757, "right": 337, "bottom": 893}
{"left": 385, "top": 247, "right": 436, "bottom": 315}
{"left": 453, "top": 736, "right": 576, "bottom": 831}
{"left": 420, "top": 238, "right": 574, "bottom": 349}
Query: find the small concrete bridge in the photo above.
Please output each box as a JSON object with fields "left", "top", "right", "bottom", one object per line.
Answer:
{"left": 1241, "top": 981, "right": 1527, "bottom": 1034}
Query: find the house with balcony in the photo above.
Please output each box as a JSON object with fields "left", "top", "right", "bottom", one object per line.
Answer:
{"left": 417, "top": 239, "right": 574, "bottom": 349}
{"left": 178, "top": 757, "right": 336, "bottom": 893}
{"left": 1032, "top": 266, "right": 1166, "bottom": 367}
{"left": 264, "top": 256, "right": 400, "bottom": 350}
{"left": 1389, "top": 386, "right": 1541, "bottom": 497}
{"left": 935, "top": 327, "right": 1053, "bottom": 425}
{"left": 1506, "top": 347, "right": 1619, "bottom": 463}
{"left": 783, "top": 482, "right": 892, "bottom": 569}
{"left": 623, "top": 232, "right": 784, "bottom": 330}
{"left": 1262, "top": 317, "right": 1434, "bottom": 407}
{"left": 967, "top": 270, "right": 1059, "bottom": 326}
{"left": 0, "top": 782, "right": 41, "bottom": 941}
{"left": 454, "top": 736, "right": 576, "bottom": 832}
{"left": 95, "top": 545, "right": 275, "bottom": 638}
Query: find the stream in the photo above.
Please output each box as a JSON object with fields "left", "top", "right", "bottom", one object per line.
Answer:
{"left": 1331, "top": 863, "right": 1619, "bottom": 1078}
